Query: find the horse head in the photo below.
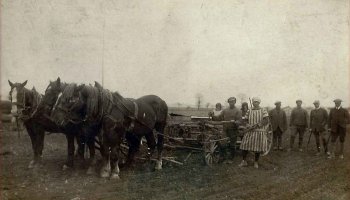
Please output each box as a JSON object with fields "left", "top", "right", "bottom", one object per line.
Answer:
{"left": 51, "top": 83, "right": 88, "bottom": 127}
{"left": 8, "top": 80, "right": 28, "bottom": 116}
{"left": 40, "top": 77, "right": 66, "bottom": 111}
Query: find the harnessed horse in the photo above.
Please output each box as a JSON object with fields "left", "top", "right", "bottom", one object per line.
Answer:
{"left": 8, "top": 78, "right": 94, "bottom": 170}
{"left": 51, "top": 82, "right": 168, "bottom": 179}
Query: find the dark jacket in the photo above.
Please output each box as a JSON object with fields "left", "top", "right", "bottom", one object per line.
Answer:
{"left": 269, "top": 108, "right": 287, "bottom": 132}
{"left": 290, "top": 107, "right": 308, "bottom": 128}
{"left": 310, "top": 108, "right": 328, "bottom": 132}
{"left": 328, "top": 107, "right": 349, "bottom": 132}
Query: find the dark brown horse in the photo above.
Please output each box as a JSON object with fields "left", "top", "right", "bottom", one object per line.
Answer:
{"left": 8, "top": 78, "right": 93, "bottom": 170}
{"left": 51, "top": 82, "right": 168, "bottom": 179}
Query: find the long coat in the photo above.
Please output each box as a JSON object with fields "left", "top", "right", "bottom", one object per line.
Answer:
{"left": 328, "top": 107, "right": 349, "bottom": 132}
{"left": 310, "top": 108, "right": 328, "bottom": 132}
{"left": 269, "top": 108, "right": 287, "bottom": 132}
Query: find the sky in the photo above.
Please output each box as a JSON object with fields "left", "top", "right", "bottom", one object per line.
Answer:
{"left": 1, "top": 0, "right": 349, "bottom": 108}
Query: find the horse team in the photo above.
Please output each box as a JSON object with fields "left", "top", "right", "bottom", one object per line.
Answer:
{"left": 8, "top": 78, "right": 168, "bottom": 179}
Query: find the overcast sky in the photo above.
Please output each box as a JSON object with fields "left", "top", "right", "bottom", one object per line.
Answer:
{"left": 1, "top": 0, "right": 349, "bottom": 108}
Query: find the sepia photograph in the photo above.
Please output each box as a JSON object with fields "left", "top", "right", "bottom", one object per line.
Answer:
{"left": 1, "top": 0, "right": 349, "bottom": 199}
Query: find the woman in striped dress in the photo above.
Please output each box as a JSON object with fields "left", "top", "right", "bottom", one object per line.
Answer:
{"left": 239, "top": 97, "right": 269, "bottom": 169}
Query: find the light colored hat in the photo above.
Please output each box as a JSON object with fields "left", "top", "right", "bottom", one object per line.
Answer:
{"left": 252, "top": 97, "right": 261, "bottom": 103}
{"left": 333, "top": 99, "right": 342, "bottom": 103}
{"left": 274, "top": 101, "right": 281, "bottom": 105}
{"left": 313, "top": 100, "right": 320, "bottom": 104}
{"left": 296, "top": 99, "right": 302, "bottom": 103}
{"left": 227, "top": 97, "right": 236, "bottom": 102}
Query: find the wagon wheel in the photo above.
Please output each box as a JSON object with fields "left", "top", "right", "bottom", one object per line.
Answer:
{"left": 203, "top": 136, "right": 220, "bottom": 166}
{"left": 262, "top": 125, "right": 273, "bottom": 156}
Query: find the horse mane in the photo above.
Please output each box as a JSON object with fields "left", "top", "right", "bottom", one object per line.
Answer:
{"left": 30, "top": 87, "right": 42, "bottom": 110}
{"left": 84, "top": 85, "right": 100, "bottom": 120}
{"left": 60, "top": 83, "right": 77, "bottom": 102}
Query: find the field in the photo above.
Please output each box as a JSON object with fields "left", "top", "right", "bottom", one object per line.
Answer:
{"left": 1, "top": 109, "right": 350, "bottom": 200}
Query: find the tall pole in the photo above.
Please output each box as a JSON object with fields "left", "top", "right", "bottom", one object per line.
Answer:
{"left": 101, "top": 16, "right": 105, "bottom": 87}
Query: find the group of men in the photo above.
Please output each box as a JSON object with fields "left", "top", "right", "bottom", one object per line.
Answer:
{"left": 209, "top": 97, "right": 349, "bottom": 168}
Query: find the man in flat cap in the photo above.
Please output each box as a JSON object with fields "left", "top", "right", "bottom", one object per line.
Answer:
{"left": 328, "top": 99, "right": 349, "bottom": 159}
{"left": 239, "top": 97, "right": 269, "bottom": 169}
{"left": 288, "top": 99, "right": 309, "bottom": 152}
{"left": 269, "top": 101, "right": 287, "bottom": 150}
{"left": 218, "top": 97, "right": 242, "bottom": 163}
{"left": 309, "top": 100, "right": 328, "bottom": 155}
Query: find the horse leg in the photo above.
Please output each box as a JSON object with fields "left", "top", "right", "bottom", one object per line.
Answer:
{"left": 86, "top": 138, "right": 97, "bottom": 175}
{"left": 63, "top": 134, "right": 75, "bottom": 170}
{"left": 155, "top": 123, "right": 166, "bottom": 170}
{"left": 75, "top": 134, "right": 85, "bottom": 161}
{"left": 33, "top": 126, "right": 45, "bottom": 168}
{"left": 110, "top": 145, "right": 121, "bottom": 179}
{"left": 144, "top": 131, "right": 156, "bottom": 163}
{"left": 100, "top": 133, "right": 111, "bottom": 178}
{"left": 125, "top": 132, "right": 140, "bottom": 168}
{"left": 26, "top": 124, "right": 38, "bottom": 169}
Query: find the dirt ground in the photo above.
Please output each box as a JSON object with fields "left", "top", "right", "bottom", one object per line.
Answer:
{"left": 1, "top": 127, "right": 349, "bottom": 200}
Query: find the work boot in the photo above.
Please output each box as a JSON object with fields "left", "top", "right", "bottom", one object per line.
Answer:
{"left": 254, "top": 162, "right": 259, "bottom": 169}
{"left": 327, "top": 142, "right": 335, "bottom": 159}
{"left": 290, "top": 136, "right": 295, "bottom": 150}
{"left": 327, "top": 152, "right": 335, "bottom": 159}
{"left": 315, "top": 147, "right": 320, "bottom": 155}
{"left": 238, "top": 160, "right": 248, "bottom": 167}
{"left": 322, "top": 139, "right": 328, "bottom": 154}
{"left": 340, "top": 142, "right": 344, "bottom": 156}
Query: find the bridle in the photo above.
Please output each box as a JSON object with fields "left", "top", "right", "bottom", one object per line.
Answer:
{"left": 9, "top": 86, "right": 42, "bottom": 121}
{"left": 9, "top": 87, "right": 30, "bottom": 118}
{"left": 55, "top": 96, "right": 87, "bottom": 125}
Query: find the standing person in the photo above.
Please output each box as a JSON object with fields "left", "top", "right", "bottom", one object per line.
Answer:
{"left": 309, "top": 100, "right": 329, "bottom": 155}
{"left": 209, "top": 103, "right": 223, "bottom": 121}
{"left": 239, "top": 97, "right": 269, "bottom": 169}
{"left": 219, "top": 97, "right": 242, "bottom": 162}
{"left": 241, "top": 102, "right": 249, "bottom": 120}
{"left": 328, "top": 99, "right": 349, "bottom": 159}
{"left": 269, "top": 101, "right": 287, "bottom": 151}
{"left": 288, "top": 100, "right": 309, "bottom": 152}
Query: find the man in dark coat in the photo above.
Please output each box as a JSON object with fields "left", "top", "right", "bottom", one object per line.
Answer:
{"left": 218, "top": 97, "right": 242, "bottom": 163}
{"left": 328, "top": 99, "right": 349, "bottom": 159}
{"left": 288, "top": 99, "right": 309, "bottom": 152}
{"left": 269, "top": 101, "right": 287, "bottom": 150}
{"left": 309, "top": 100, "right": 328, "bottom": 155}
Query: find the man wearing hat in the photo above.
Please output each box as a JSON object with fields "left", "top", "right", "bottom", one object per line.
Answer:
{"left": 219, "top": 97, "right": 242, "bottom": 162}
{"left": 289, "top": 99, "right": 309, "bottom": 152}
{"left": 328, "top": 99, "right": 349, "bottom": 159}
{"left": 309, "top": 100, "right": 328, "bottom": 155}
{"left": 269, "top": 101, "right": 287, "bottom": 150}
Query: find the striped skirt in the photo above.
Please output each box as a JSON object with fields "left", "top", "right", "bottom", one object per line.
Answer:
{"left": 240, "top": 130, "right": 268, "bottom": 152}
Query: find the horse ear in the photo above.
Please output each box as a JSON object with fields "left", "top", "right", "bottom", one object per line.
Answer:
{"left": 8, "top": 80, "right": 14, "bottom": 88}
{"left": 56, "top": 78, "right": 61, "bottom": 88}
{"left": 21, "top": 80, "right": 28, "bottom": 87}
{"left": 77, "top": 84, "right": 87, "bottom": 97}
{"left": 94, "top": 81, "right": 102, "bottom": 89}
